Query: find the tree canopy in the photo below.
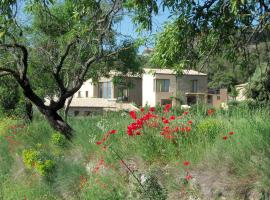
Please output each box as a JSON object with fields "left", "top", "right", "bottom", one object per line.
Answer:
{"left": 0, "top": 0, "right": 141, "bottom": 139}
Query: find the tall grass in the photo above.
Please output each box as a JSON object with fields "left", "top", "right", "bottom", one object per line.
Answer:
{"left": 0, "top": 105, "right": 269, "bottom": 199}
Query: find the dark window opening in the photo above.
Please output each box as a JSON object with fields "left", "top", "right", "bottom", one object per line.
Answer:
{"left": 191, "top": 80, "right": 198, "bottom": 93}
{"left": 98, "top": 82, "right": 112, "bottom": 99}
{"left": 155, "top": 79, "right": 170, "bottom": 92}
{"left": 74, "top": 111, "right": 79, "bottom": 116}
{"left": 161, "top": 99, "right": 172, "bottom": 105}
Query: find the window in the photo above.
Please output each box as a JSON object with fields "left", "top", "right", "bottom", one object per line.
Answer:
{"left": 207, "top": 95, "right": 213, "bottom": 104}
{"left": 85, "top": 91, "right": 89, "bottom": 98}
{"left": 98, "top": 82, "right": 112, "bottom": 99}
{"left": 217, "top": 95, "right": 221, "bottom": 100}
{"left": 191, "top": 80, "right": 198, "bottom": 93}
{"left": 77, "top": 91, "right": 81, "bottom": 98}
{"left": 155, "top": 79, "right": 170, "bottom": 92}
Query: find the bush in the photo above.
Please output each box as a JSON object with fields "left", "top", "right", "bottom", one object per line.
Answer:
{"left": 51, "top": 132, "right": 66, "bottom": 147}
{"left": 141, "top": 174, "right": 167, "bottom": 200}
{"left": 196, "top": 118, "right": 223, "bottom": 141}
{"left": 22, "top": 149, "right": 55, "bottom": 177}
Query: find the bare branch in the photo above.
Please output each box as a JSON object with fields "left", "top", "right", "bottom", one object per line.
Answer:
{"left": 0, "top": 43, "right": 28, "bottom": 79}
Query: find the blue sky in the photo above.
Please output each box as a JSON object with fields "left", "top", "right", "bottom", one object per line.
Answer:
{"left": 16, "top": 1, "right": 172, "bottom": 54}
{"left": 116, "top": 10, "right": 172, "bottom": 54}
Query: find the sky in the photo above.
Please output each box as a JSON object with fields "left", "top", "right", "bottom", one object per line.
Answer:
{"left": 16, "top": 1, "right": 173, "bottom": 54}
{"left": 115, "top": 10, "right": 172, "bottom": 54}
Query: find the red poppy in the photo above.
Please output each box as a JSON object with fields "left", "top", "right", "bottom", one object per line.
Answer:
{"left": 162, "top": 126, "right": 170, "bottom": 131}
{"left": 136, "top": 131, "right": 141, "bottom": 135}
{"left": 162, "top": 119, "right": 169, "bottom": 124}
{"left": 163, "top": 104, "right": 172, "bottom": 112}
{"left": 140, "top": 107, "right": 145, "bottom": 112}
{"left": 185, "top": 126, "right": 191, "bottom": 132}
{"left": 228, "top": 131, "right": 234, "bottom": 135}
{"left": 187, "top": 120, "right": 193, "bottom": 125}
{"left": 96, "top": 141, "right": 102, "bottom": 145}
{"left": 180, "top": 126, "right": 185, "bottom": 132}
{"left": 129, "top": 111, "right": 137, "bottom": 120}
{"left": 223, "top": 136, "right": 228, "bottom": 140}
{"left": 149, "top": 107, "right": 155, "bottom": 112}
{"left": 183, "top": 161, "right": 190, "bottom": 166}
{"left": 165, "top": 134, "right": 174, "bottom": 139}
{"left": 178, "top": 116, "right": 183, "bottom": 119}
{"left": 169, "top": 115, "right": 176, "bottom": 120}
{"left": 186, "top": 174, "right": 192, "bottom": 181}
{"left": 183, "top": 111, "right": 189, "bottom": 115}
{"left": 173, "top": 126, "right": 179, "bottom": 132}
{"left": 207, "top": 109, "right": 215, "bottom": 116}
{"left": 109, "top": 130, "right": 117, "bottom": 134}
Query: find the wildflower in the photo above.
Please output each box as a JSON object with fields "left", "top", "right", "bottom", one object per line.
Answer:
{"left": 140, "top": 107, "right": 145, "bottom": 112}
{"left": 207, "top": 109, "right": 215, "bottom": 116}
{"left": 187, "top": 120, "right": 193, "bottom": 125}
{"left": 136, "top": 131, "right": 141, "bottom": 135}
{"left": 169, "top": 115, "right": 175, "bottom": 120}
{"left": 183, "top": 111, "right": 189, "bottom": 115}
{"left": 96, "top": 141, "right": 102, "bottom": 145}
{"left": 223, "top": 136, "right": 228, "bottom": 140}
{"left": 162, "top": 119, "right": 169, "bottom": 124}
{"left": 173, "top": 126, "right": 179, "bottom": 132}
{"left": 129, "top": 111, "right": 137, "bottom": 120}
{"left": 183, "top": 161, "right": 190, "bottom": 166}
{"left": 185, "top": 126, "right": 191, "bottom": 132}
{"left": 165, "top": 134, "right": 174, "bottom": 139}
{"left": 149, "top": 107, "right": 155, "bottom": 112}
{"left": 178, "top": 116, "right": 183, "bottom": 119}
{"left": 180, "top": 126, "right": 185, "bottom": 132}
{"left": 164, "top": 104, "right": 172, "bottom": 112}
{"left": 109, "top": 130, "right": 117, "bottom": 134}
{"left": 162, "top": 126, "right": 170, "bottom": 131}
{"left": 228, "top": 131, "right": 234, "bottom": 135}
{"left": 186, "top": 174, "right": 192, "bottom": 181}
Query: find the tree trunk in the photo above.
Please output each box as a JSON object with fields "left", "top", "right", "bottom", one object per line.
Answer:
{"left": 41, "top": 109, "right": 73, "bottom": 140}
{"left": 64, "top": 96, "right": 73, "bottom": 121}
{"left": 25, "top": 98, "right": 33, "bottom": 122}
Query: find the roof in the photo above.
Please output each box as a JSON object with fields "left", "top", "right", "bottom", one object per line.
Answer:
{"left": 143, "top": 68, "right": 207, "bottom": 76}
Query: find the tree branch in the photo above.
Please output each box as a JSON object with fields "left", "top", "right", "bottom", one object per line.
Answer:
{"left": 0, "top": 43, "right": 28, "bottom": 79}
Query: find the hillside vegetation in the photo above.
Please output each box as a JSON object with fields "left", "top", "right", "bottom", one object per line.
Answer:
{"left": 0, "top": 104, "right": 270, "bottom": 200}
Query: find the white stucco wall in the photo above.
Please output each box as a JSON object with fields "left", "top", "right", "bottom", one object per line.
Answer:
{"left": 142, "top": 73, "right": 156, "bottom": 106}
{"left": 74, "top": 79, "right": 94, "bottom": 98}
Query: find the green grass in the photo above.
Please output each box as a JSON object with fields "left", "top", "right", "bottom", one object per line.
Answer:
{"left": 0, "top": 106, "right": 270, "bottom": 199}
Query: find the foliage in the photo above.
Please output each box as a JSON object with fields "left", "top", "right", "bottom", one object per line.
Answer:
{"left": 196, "top": 118, "right": 223, "bottom": 141}
{"left": 0, "top": 77, "right": 20, "bottom": 114}
{"left": 51, "top": 132, "right": 66, "bottom": 147}
{"left": 0, "top": 104, "right": 270, "bottom": 198}
{"left": 22, "top": 148, "right": 55, "bottom": 177}
{"left": 141, "top": 174, "right": 167, "bottom": 200}
{"left": 248, "top": 64, "right": 270, "bottom": 103}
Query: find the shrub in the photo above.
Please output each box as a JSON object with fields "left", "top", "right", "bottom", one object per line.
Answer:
{"left": 51, "top": 132, "right": 66, "bottom": 147}
{"left": 22, "top": 149, "right": 55, "bottom": 177}
{"left": 196, "top": 118, "right": 223, "bottom": 140}
{"left": 140, "top": 174, "right": 167, "bottom": 200}
{"left": 22, "top": 149, "right": 40, "bottom": 168}
{"left": 35, "top": 160, "right": 55, "bottom": 176}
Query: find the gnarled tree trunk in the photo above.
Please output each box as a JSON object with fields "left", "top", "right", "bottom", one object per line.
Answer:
{"left": 40, "top": 108, "right": 73, "bottom": 140}
{"left": 25, "top": 98, "right": 33, "bottom": 122}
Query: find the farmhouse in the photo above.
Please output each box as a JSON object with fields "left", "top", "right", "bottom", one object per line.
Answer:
{"left": 68, "top": 68, "right": 228, "bottom": 115}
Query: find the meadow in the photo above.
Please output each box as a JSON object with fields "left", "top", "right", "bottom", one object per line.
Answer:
{"left": 0, "top": 103, "right": 270, "bottom": 200}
